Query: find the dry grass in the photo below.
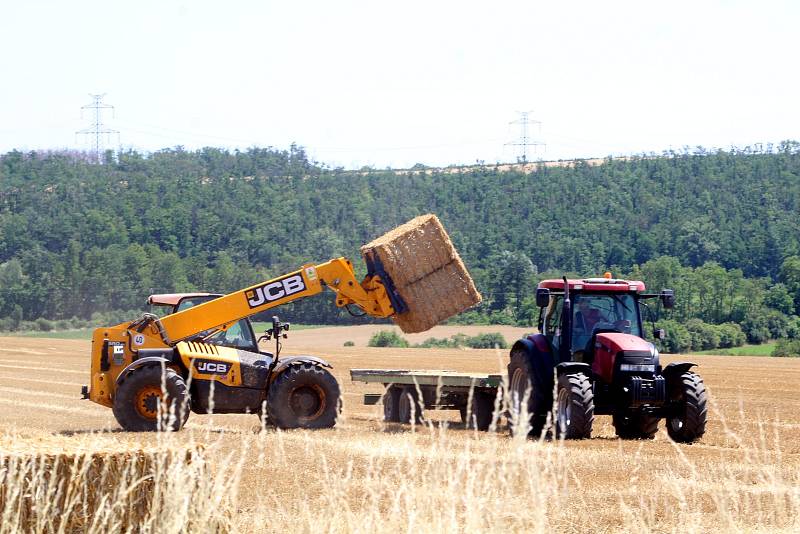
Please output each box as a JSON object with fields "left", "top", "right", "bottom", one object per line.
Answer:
{"left": 1, "top": 332, "right": 799, "bottom": 532}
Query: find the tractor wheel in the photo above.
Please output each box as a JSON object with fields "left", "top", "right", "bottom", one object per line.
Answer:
{"left": 666, "top": 371, "right": 707, "bottom": 443}
{"left": 464, "top": 390, "right": 495, "bottom": 431}
{"left": 397, "top": 386, "right": 423, "bottom": 424}
{"left": 113, "top": 365, "right": 190, "bottom": 432}
{"left": 267, "top": 363, "right": 340, "bottom": 429}
{"left": 613, "top": 412, "right": 659, "bottom": 439}
{"left": 555, "top": 372, "right": 594, "bottom": 439}
{"left": 507, "top": 349, "right": 550, "bottom": 437}
{"left": 383, "top": 384, "right": 402, "bottom": 422}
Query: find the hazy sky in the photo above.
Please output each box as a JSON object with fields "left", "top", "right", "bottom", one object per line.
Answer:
{"left": 1, "top": 0, "right": 797, "bottom": 169}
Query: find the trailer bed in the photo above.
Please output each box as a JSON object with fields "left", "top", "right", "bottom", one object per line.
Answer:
{"left": 350, "top": 369, "right": 503, "bottom": 388}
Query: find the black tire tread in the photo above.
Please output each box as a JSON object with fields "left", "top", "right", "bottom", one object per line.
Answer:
{"left": 267, "top": 363, "right": 340, "bottom": 429}
{"left": 507, "top": 349, "right": 550, "bottom": 437}
{"left": 112, "top": 365, "right": 190, "bottom": 432}
{"left": 557, "top": 372, "right": 594, "bottom": 439}
{"left": 667, "top": 371, "right": 707, "bottom": 443}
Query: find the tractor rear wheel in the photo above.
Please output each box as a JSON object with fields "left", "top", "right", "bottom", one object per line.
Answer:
{"left": 613, "top": 412, "right": 659, "bottom": 439}
{"left": 666, "top": 371, "right": 707, "bottom": 443}
{"left": 267, "top": 363, "right": 340, "bottom": 429}
{"left": 113, "top": 365, "right": 190, "bottom": 432}
{"left": 555, "top": 372, "right": 594, "bottom": 439}
{"left": 397, "top": 386, "right": 423, "bottom": 424}
{"left": 383, "top": 384, "right": 402, "bottom": 422}
{"left": 508, "top": 350, "right": 550, "bottom": 437}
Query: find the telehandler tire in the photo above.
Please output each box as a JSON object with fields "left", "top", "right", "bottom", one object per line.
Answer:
{"left": 666, "top": 371, "right": 707, "bottom": 443}
{"left": 112, "top": 365, "right": 190, "bottom": 432}
{"left": 555, "top": 372, "right": 594, "bottom": 439}
{"left": 507, "top": 350, "right": 550, "bottom": 437}
{"left": 267, "top": 363, "right": 340, "bottom": 429}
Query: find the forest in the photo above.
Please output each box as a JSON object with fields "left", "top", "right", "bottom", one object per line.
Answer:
{"left": 0, "top": 142, "right": 799, "bottom": 352}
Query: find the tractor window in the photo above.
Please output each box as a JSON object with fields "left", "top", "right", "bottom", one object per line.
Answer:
{"left": 572, "top": 294, "right": 641, "bottom": 351}
{"left": 174, "top": 296, "right": 258, "bottom": 352}
{"left": 544, "top": 296, "right": 564, "bottom": 350}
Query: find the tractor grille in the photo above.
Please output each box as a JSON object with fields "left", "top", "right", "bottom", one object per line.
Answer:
{"left": 628, "top": 375, "right": 666, "bottom": 406}
{"left": 618, "top": 350, "right": 653, "bottom": 364}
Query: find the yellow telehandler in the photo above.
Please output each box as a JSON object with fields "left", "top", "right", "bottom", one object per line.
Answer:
{"left": 81, "top": 215, "right": 481, "bottom": 431}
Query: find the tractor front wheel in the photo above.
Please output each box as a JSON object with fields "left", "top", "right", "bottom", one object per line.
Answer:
{"left": 267, "top": 363, "right": 340, "bottom": 429}
{"left": 555, "top": 372, "right": 594, "bottom": 439}
{"left": 666, "top": 371, "right": 707, "bottom": 443}
{"left": 112, "top": 365, "right": 190, "bottom": 432}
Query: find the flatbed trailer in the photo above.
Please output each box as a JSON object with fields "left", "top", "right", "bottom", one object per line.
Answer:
{"left": 350, "top": 369, "right": 504, "bottom": 430}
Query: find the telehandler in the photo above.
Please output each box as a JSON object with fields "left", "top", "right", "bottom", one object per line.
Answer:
{"left": 82, "top": 214, "right": 482, "bottom": 432}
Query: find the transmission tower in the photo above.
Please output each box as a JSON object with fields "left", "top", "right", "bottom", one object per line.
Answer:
{"left": 505, "top": 111, "right": 545, "bottom": 163}
{"left": 76, "top": 94, "right": 119, "bottom": 163}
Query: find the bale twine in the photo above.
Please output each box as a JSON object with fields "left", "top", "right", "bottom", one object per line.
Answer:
{"left": 0, "top": 434, "right": 229, "bottom": 533}
{"left": 361, "top": 214, "right": 482, "bottom": 333}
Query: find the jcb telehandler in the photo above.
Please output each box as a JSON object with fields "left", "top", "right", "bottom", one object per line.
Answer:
{"left": 82, "top": 257, "right": 412, "bottom": 432}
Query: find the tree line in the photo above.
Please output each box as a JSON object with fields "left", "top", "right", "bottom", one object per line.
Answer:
{"left": 0, "top": 143, "right": 799, "bottom": 352}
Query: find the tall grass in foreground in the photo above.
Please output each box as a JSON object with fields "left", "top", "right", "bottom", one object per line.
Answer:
{"left": 2, "top": 408, "right": 798, "bottom": 533}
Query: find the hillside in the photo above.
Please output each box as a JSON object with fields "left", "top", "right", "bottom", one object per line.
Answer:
{"left": 1, "top": 143, "right": 799, "bottom": 333}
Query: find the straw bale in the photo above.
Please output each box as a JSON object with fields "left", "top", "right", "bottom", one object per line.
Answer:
{"left": 362, "top": 214, "right": 481, "bottom": 333}
{"left": 0, "top": 434, "right": 221, "bottom": 533}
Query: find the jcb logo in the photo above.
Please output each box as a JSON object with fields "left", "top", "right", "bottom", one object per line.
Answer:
{"left": 195, "top": 360, "right": 229, "bottom": 375}
{"left": 246, "top": 274, "right": 306, "bottom": 308}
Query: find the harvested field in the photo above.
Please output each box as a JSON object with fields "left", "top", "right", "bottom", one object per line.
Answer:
{"left": 1, "top": 331, "right": 799, "bottom": 533}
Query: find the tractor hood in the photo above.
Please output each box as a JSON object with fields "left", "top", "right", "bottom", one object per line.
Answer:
{"left": 594, "top": 332, "right": 655, "bottom": 355}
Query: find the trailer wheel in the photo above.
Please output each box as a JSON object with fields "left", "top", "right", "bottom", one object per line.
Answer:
{"left": 397, "top": 386, "right": 423, "bottom": 424}
{"left": 666, "top": 371, "right": 707, "bottom": 443}
{"left": 383, "top": 384, "right": 402, "bottom": 422}
{"left": 555, "top": 372, "right": 594, "bottom": 439}
{"left": 465, "top": 390, "right": 495, "bottom": 431}
{"left": 267, "top": 363, "right": 340, "bottom": 429}
{"left": 113, "top": 365, "right": 190, "bottom": 432}
{"left": 613, "top": 412, "right": 659, "bottom": 439}
{"left": 508, "top": 350, "right": 550, "bottom": 437}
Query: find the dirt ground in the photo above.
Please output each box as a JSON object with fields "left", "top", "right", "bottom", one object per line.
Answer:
{"left": 1, "top": 330, "right": 799, "bottom": 532}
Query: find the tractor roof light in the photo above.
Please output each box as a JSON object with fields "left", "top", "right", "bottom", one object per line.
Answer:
{"left": 604, "top": 272, "right": 612, "bottom": 279}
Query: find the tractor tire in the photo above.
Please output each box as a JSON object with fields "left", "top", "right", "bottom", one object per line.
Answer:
{"left": 613, "top": 412, "right": 659, "bottom": 440}
{"left": 464, "top": 390, "right": 495, "bottom": 431}
{"left": 397, "top": 386, "right": 423, "bottom": 424}
{"left": 555, "top": 372, "right": 594, "bottom": 439}
{"left": 267, "top": 363, "right": 340, "bottom": 429}
{"left": 112, "top": 365, "right": 190, "bottom": 432}
{"left": 666, "top": 371, "right": 707, "bottom": 443}
{"left": 507, "top": 349, "right": 551, "bottom": 437}
{"left": 383, "top": 384, "right": 402, "bottom": 422}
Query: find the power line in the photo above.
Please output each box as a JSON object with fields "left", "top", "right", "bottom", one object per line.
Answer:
{"left": 76, "top": 94, "right": 119, "bottom": 163}
{"left": 505, "top": 111, "right": 545, "bottom": 163}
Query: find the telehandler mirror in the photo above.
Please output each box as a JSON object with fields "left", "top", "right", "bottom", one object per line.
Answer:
{"left": 536, "top": 288, "right": 551, "bottom": 308}
{"left": 660, "top": 289, "right": 675, "bottom": 309}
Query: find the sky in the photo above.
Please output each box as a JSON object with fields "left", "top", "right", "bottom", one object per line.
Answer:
{"left": 0, "top": 0, "right": 797, "bottom": 169}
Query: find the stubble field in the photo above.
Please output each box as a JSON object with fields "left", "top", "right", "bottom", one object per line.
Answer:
{"left": 1, "top": 325, "right": 799, "bottom": 533}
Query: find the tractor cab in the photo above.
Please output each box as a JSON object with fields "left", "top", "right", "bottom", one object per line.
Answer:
{"left": 147, "top": 293, "right": 260, "bottom": 353}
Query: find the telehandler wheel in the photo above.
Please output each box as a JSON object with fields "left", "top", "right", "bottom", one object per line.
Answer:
{"left": 555, "top": 372, "right": 594, "bottom": 439}
{"left": 267, "top": 363, "right": 340, "bottom": 429}
{"left": 112, "top": 365, "right": 190, "bottom": 432}
{"left": 383, "top": 384, "right": 402, "bottom": 422}
{"left": 666, "top": 371, "right": 707, "bottom": 443}
{"left": 397, "top": 386, "right": 423, "bottom": 424}
{"left": 612, "top": 412, "right": 659, "bottom": 440}
{"left": 507, "top": 350, "right": 550, "bottom": 437}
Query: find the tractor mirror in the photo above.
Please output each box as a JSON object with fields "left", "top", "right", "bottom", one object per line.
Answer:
{"left": 660, "top": 289, "right": 675, "bottom": 309}
{"left": 654, "top": 328, "right": 666, "bottom": 340}
{"left": 536, "top": 288, "right": 551, "bottom": 308}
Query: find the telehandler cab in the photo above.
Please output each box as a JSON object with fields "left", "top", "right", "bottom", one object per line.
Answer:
{"left": 509, "top": 274, "right": 708, "bottom": 442}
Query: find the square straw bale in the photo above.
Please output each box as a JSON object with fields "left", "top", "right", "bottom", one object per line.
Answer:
{"left": 361, "top": 214, "right": 481, "bottom": 333}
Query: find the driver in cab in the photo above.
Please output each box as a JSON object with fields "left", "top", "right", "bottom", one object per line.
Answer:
{"left": 576, "top": 297, "right": 605, "bottom": 332}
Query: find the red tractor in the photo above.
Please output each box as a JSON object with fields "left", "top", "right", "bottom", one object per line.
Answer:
{"left": 508, "top": 274, "right": 707, "bottom": 442}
